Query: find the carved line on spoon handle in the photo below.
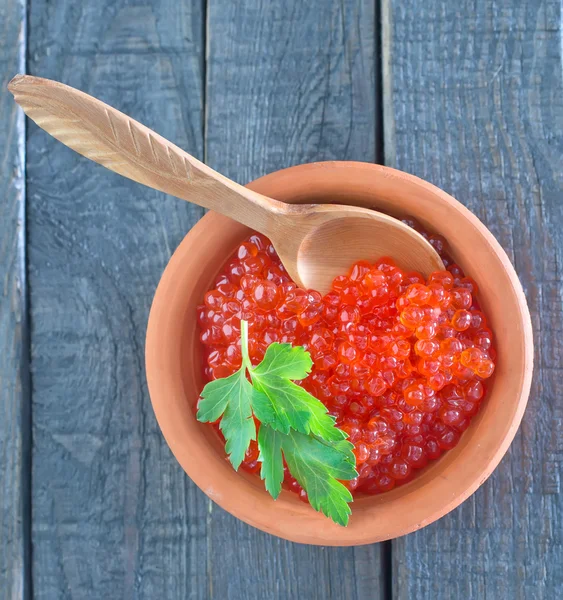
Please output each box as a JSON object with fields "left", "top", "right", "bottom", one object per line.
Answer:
{"left": 10, "top": 76, "right": 196, "bottom": 188}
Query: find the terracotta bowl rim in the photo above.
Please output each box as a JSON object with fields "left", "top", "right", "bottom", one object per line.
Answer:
{"left": 146, "top": 161, "right": 533, "bottom": 545}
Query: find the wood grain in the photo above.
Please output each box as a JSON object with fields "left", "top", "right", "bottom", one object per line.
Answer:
{"left": 206, "top": 0, "right": 378, "bottom": 184}
{"left": 206, "top": 1, "right": 384, "bottom": 597}
{"left": 385, "top": 0, "right": 563, "bottom": 597}
{"left": 27, "top": 1, "right": 208, "bottom": 598}
{"left": 0, "top": 1, "right": 29, "bottom": 598}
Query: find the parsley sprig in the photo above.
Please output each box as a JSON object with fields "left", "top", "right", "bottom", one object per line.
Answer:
{"left": 197, "top": 320, "right": 357, "bottom": 526}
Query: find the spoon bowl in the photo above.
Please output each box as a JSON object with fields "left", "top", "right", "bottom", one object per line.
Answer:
{"left": 287, "top": 203, "right": 443, "bottom": 290}
{"left": 9, "top": 74, "right": 443, "bottom": 292}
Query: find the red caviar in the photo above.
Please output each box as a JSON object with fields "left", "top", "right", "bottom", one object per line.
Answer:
{"left": 197, "top": 226, "right": 495, "bottom": 497}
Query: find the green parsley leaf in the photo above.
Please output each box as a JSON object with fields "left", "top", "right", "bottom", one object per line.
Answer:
{"left": 257, "top": 425, "right": 284, "bottom": 499}
{"left": 326, "top": 438, "right": 356, "bottom": 465}
{"left": 250, "top": 345, "right": 345, "bottom": 442}
{"left": 253, "top": 342, "right": 313, "bottom": 379}
{"left": 257, "top": 425, "right": 357, "bottom": 525}
{"left": 197, "top": 368, "right": 259, "bottom": 470}
{"left": 280, "top": 430, "right": 356, "bottom": 526}
{"left": 196, "top": 320, "right": 357, "bottom": 526}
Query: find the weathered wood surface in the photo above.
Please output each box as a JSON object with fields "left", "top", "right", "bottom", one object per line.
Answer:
{"left": 203, "top": 1, "right": 383, "bottom": 598}
{"left": 27, "top": 1, "right": 207, "bottom": 598}
{"left": 206, "top": 0, "right": 379, "bottom": 183}
{"left": 386, "top": 0, "right": 563, "bottom": 598}
{"left": 3, "top": 0, "right": 558, "bottom": 597}
{"left": 0, "top": 1, "right": 29, "bottom": 599}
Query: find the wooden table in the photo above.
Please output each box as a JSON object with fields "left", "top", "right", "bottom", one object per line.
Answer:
{"left": 1, "top": 1, "right": 561, "bottom": 598}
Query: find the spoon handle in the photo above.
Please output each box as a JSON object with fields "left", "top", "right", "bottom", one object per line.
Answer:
{"left": 8, "top": 74, "right": 287, "bottom": 233}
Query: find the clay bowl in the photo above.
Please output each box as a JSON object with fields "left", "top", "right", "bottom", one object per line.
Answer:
{"left": 145, "top": 161, "right": 533, "bottom": 546}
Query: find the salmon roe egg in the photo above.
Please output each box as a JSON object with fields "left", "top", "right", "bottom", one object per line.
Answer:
{"left": 197, "top": 222, "right": 496, "bottom": 498}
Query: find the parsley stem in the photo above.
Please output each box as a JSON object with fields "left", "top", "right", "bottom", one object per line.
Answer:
{"left": 240, "top": 319, "right": 252, "bottom": 371}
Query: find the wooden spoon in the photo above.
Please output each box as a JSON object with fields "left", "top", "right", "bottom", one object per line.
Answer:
{"left": 9, "top": 74, "right": 443, "bottom": 292}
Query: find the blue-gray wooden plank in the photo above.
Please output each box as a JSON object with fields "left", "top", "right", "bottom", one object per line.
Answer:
{"left": 385, "top": 0, "right": 563, "bottom": 597}
{"left": 0, "top": 0, "right": 29, "bottom": 598}
{"left": 27, "top": 1, "right": 207, "bottom": 598}
{"left": 205, "top": 2, "right": 384, "bottom": 598}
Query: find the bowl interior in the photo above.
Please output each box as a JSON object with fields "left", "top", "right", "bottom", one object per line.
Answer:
{"left": 146, "top": 162, "right": 532, "bottom": 545}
